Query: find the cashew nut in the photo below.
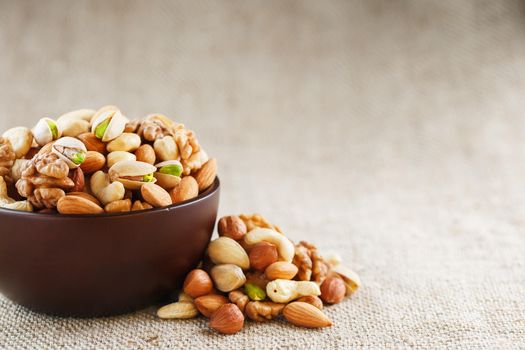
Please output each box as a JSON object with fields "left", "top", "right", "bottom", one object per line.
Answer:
{"left": 90, "top": 171, "right": 125, "bottom": 206}
{"left": 244, "top": 228, "right": 295, "bottom": 262}
{"left": 266, "top": 279, "right": 321, "bottom": 303}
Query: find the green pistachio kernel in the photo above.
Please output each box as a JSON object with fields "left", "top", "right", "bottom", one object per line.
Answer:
{"left": 95, "top": 118, "right": 111, "bottom": 139}
{"left": 159, "top": 164, "right": 183, "bottom": 177}
{"left": 244, "top": 283, "right": 266, "bottom": 301}
{"left": 71, "top": 152, "right": 86, "bottom": 165}
{"left": 143, "top": 173, "right": 155, "bottom": 183}
{"left": 46, "top": 120, "right": 59, "bottom": 139}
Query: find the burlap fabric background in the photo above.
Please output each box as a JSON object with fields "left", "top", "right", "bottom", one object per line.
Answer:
{"left": 1, "top": 0, "right": 525, "bottom": 348}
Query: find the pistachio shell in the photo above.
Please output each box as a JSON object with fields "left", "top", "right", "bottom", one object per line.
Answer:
{"left": 91, "top": 106, "right": 127, "bottom": 142}
{"left": 57, "top": 109, "right": 95, "bottom": 122}
{"left": 57, "top": 109, "right": 95, "bottom": 137}
{"left": 109, "top": 160, "right": 157, "bottom": 190}
{"left": 107, "top": 151, "right": 136, "bottom": 168}
{"left": 52, "top": 137, "right": 87, "bottom": 169}
{"left": 2, "top": 127, "right": 34, "bottom": 158}
{"left": 154, "top": 160, "right": 183, "bottom": 189}
{"left": 32, "top": 118, "right": 61, "bottom": 146}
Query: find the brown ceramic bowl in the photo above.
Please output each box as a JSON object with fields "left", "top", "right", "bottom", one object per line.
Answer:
{"left": 0, "top": 178, "right": 220, "bottom": 318}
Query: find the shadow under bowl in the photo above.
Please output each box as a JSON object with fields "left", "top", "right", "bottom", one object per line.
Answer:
{"left": 0, "top": 178, "right": 220, "bottom": 318}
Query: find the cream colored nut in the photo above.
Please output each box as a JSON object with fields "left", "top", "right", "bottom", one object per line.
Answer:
{"left": 208, "top": 237, "right": 250, "bottom": 270}
{"left": 1, "top": 200, "right": 33, "bottom": 212}
{"left": 244, "top": 228, "right": 295, "bottom": 262}
{"left": 32, "top": 117, "right": 61, "bottom": 146}
{"left": 324, "top": 252, "right": 342, "bottom": 267}
{"left": 210, "top": 264, "right": 246, "bottom": 292}
{"left": 154, "top": 136, "right": 179, "bottom": 161}
{"left": 91, "top": 105, "right": 128, "bottom": 142}
{"left": 52, "top": 137, "right": 87, "bottom": 169}
{"left": 57, "top": 110, "right": 93, "bottom": 137}
{"left": 2, "top": 127, "right": 34, "bottom": 158}
{"left": 331, "top": 265, "right": 361, "bottom": 296}
{"left": 266, "top": 279, "right": 321, "bottom": 303}
{"left": 106, "top": 133, "right": 142, "bottom": 153}
{"left": 157, "top": 301, "right": 198, "bottom": 319}
{"left": 90, "top": 171, "right": 125, "bottom": 205}
{"left": 109, "top": 160, "right": 157, "bottom": 190}
{"left": 107, "top": 151, "right": 136, "bottom": 168}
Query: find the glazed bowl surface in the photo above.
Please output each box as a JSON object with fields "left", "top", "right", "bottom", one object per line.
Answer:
{"left": 0, "top": 178, "right": 220, "bottom": 317}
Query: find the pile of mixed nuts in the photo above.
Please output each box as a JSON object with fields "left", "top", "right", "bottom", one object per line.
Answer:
{"left": 157, "top": 214, "right": 361, "bottom": 334}
{"left": 0, "top": 106, "right": 216, "bottom": 213}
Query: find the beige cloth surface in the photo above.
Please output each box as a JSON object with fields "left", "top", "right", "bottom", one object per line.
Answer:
{"left": 1, "top": 0, "right": 525, "bottom": 348}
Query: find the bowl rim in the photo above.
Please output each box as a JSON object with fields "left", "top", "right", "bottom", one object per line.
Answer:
{"left": 0, "top": 177, "right": 220, "bottom": 219}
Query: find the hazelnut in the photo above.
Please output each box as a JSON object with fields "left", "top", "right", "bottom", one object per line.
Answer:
{"left": 320, "top": 276, "right": 345, "bottom": 304}
{"left": 194, "top": 294, "right": 229, "bottom": 318}
{"left": 218, "top": 215, "right": 247, "bottom": 240}
{"left": 209, "top": 304, "right": 244, "bottom": 334}
{"left": 183, "top": 269, "right": 213, "bottom": 298}
{"left": 249, "top": 242, "right": 278, "bottom": 272}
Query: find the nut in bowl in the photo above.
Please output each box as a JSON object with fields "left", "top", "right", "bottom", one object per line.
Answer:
{"left": 0, "top": 106, "right": 221, "bottom": 317}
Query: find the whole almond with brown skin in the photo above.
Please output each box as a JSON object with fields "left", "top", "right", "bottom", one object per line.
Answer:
{"left": 170, "top": 176, "right": 199, "bottom": 204}
{"left": 218, "top": 215, "right": 247, "bottom": 240}
{"left": 57, "top": 195, "right": 104, "bottom": 215}
{"left": 68, "top": 192, "right": 101, "bottom": 206}
{"left": 80, "top": 151, "right": 106, "bottom": 174}
{"left": 194, "top": 158, "right": 217, "bottom": 192}
{"left": 265, "top": 261, "right": 299, "bottom": 280}
{"left": 249, "top": 242, "right": 278, "bottom": 272}
{"left": 320, "top": 276, "right": 345, "bottom": 304}
{"left": 77, "top": 132, "right": 107, "bottom": 154}
{"left": 141, "top": 183, "right": 172, "bottom": 208}
{"left": 209, "top": 303, "right": 244, "bottom": 334}
{"left": 70, "top": 167, "right": 85, "bottom": 193}
{"left": 135, "top": 144, "right": 156, "bottom": 164}
{"left": 283, "top": 302, "right": 332, "bottom": 328}
{"left": 131, "top": 200, "right": 153, "bottom": 211}
{"left": 194, "top": 294, "right": 228, "bottom": 318}
{"left": 183, "top": 269, "right": 213, "bottom": 298}
{"left": 104, "top": 199, "right": 132, "bottom": 213}
{"left": 297, "top": 295, "right": 324, "bottom": 310}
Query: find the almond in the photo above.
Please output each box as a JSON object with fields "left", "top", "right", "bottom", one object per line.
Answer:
{"left": 131, "top": 200, "right": 153, "bottom": 211}
{"left": 265, "top": 261, "right": 299, "bottom": 280}
{"left": 70, "top": 167, "right": 85, "bottom": 192}
{"left": 249, "top": 242, "right": 278, "bottom": 272}
{"left": 57, "top": 195, "right": 104, "bottom": 215}
{"left": 135, "top": 144, "right": 156, "bottom": 164}
{"left": 141, "top": 183, "right": 172, "bottom": 208}
{"left": 297, "top": 295, "right": 324, "bottom": 310}
{"left": 77, "top": 132, "right": 106, "bottom": 154}
{"left": 68, "top": 192, "right": 101, "bottom": 206}
{"left": 283, "top": 302, "right": 332, "bottom": 328}
{"left": 80, "top": 151, "right": 106, "bottom": 174}
{"left": 194, "top": 294, "right": 228, "bottom": 318}
{"left": 169, "top": 176, "right": 199, "bottom": 204}
{"left": 209, "top": 304, "right": 244, "bottom": 334}
{"left": 183, "top": 269, "right": 213, "bottom": 298}
{"left": 194, "top": 158, "right": 217, "bottom": 192}
{"left": 157, "top": 301, "right": 198, "bottom": 319}
{"left": 104, "top": 199, "right": 132, "bottom": 213}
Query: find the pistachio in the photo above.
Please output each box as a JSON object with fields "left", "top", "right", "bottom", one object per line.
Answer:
{"left": 2, "top": 127, "right": 34, "bottom": 158}
{"left": 109, "top": 160, "right": 157, "bottom": 190}
{"left": 106, "top": 151, "right": 136, "bottom": 168}
{"left": 51, "top": 137, "right": 87, "bottom": 169}
{"left": 106, "top": 133, "right": 141, "bottom": 153}
{"left": 244, "top": 283, "right": 266, "bottom": 301}
{"left": 154, "top": 136, "right": 179, "bottom": 161}
{"left": 91, "top": 106, "right": 127, "bottom": 142}
{"left": 57, "top": 109, "right": 94, "bottom": 137}
{"left": 208, "top": 237, "right": 250, "bottom": 270}
{"left": 154, "top": 160, "right": 182, "bottom": 189}
{"left": 32, "top": 118, "right": 61, "bottom": 146}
